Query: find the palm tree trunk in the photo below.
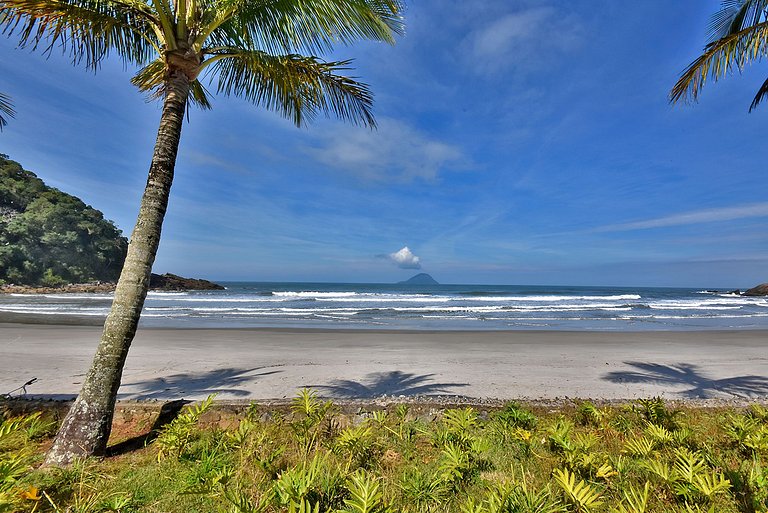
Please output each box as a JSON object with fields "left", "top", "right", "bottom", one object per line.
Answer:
{"left": 45, "top": 72, "right": 190, "bottom": 466}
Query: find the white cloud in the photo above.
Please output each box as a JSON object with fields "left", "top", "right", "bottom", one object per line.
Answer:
{"left": 304, "top": 118, "right": 462, "bottom": 182}
{"left": 472, "top": 8, "right": 551, "bottom": 58}
{"left": 387, "top": 246, "right": 421, "bottom": 269}
{"left": 594, "top": 203, "right": 768, "bottom": 232}
{"left": 465, "top": 6, "right": 583, "bottom": 75}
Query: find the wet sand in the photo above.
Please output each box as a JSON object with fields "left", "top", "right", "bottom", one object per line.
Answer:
{"left": 1, "top": 323, "right": 767, "bottom": 401}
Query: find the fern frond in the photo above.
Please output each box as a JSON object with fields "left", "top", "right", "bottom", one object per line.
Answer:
{"left": 613, "top": 481, "right": 650, "bottom": 513}
{"left": 553, "top": 468, "right": 603, "bottom": 511}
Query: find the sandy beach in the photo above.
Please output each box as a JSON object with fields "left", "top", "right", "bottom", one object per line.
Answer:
{"left": 1, "top": 321, "right": 767, "bottom": 401}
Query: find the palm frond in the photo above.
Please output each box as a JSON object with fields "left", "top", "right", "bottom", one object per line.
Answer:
{"left": 708, "top": 0, "right": 768, "bottom": 40}
{"left": 204, "top": 50, "right": 375, "bottom": 127}
{"left": 0, "top": 0, "right": 159, "bottom": 68}
{"left": 749, "top": 74, "right": 768, "bottom": 110}
{"left": 189, "top": 78, "right": 212, "bottom": 109}
{"left": 132, "top": 58, "right": 212, "bottom": 109}
{"left": 669, "top": 20, "right": 768, "bottom": 104}
{"left": 0, "top": 92, "right": 16, "bottom": 131}
{"left": 203, "top": 0, "right": 404, "bottom": 56}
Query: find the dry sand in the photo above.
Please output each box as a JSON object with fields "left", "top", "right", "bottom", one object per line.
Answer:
{"left": 1, "top": 323, "right": 767, "bottom": 401}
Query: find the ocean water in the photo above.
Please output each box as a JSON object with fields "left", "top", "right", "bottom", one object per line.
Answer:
{"left": 1, "top": 282, "right": 767, "bottom": 331}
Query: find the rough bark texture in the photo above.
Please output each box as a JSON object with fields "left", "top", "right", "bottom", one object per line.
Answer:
{"left": 44, "top": 72, "right": 190, "bottom": 466}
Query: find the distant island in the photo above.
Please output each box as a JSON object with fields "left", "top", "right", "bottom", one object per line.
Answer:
{"left": 398, "top": 273, "right": 438, "bottom": 285}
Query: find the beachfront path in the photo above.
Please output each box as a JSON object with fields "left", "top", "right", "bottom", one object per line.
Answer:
{"left": 1, "top": 324, "right": 767, "bottom": 401}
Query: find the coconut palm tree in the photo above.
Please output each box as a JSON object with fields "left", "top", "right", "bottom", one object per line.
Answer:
{"left": 670, "top": 0, "right": 768, "bottom": 110}
{"left": 0, "top": 92, "right": 14, "bottom": 130}
{"left": 0, "top": 0, "right": 403, "bottom": 465}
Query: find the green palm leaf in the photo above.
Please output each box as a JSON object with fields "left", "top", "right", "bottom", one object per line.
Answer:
{"left": 205, "top": 50, "right": 375, "bottom": 127}
{"left": 0, "top": 0, "right": 157, "bottom": 68}
{"left": 671, "top": 0, "right": 768, "bottom": 111}
{"left": 0, "top": 92, "right": 15, "bottom": 131}
{"left": 206, "top": 0, "right": 404, "bottom": 56}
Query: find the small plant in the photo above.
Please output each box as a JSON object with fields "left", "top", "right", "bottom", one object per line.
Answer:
{"left": 439, "top": 442, "right": 473, "bottom": 488}
{"left": 274, "top": 453, "right": 325, "bottom": 508}
{"left": 495, "top": 402, "right": 537, "bottom": 430}
{"left": 442, "top": 408, "right": 479, "bottom": 449}
{"left": 491, "top": 403, "right": 538, "bottom": 449}
{"left": 290, "top": 389, "right": 334, "bottom": 456}
{"left": 644, "top": 423, "right": 674, "bottom": 447}
{"left": 634, "top": 397, "right": 681, "bottom": 431}
{"left": 612, "top": 481, "right": 650, "bottom": 513}
{"left": 399, "top": 468, "right": 445, "bottom": 512}
{"left": 668, "top": 448, "right": 731, "bottom": 504}
{"left": 509, "top": 478, "right": 566, "bottom": 513}
{"left": 249, "top": 431, "right": 286, "bottom": 479}
{"left": 731, "top": 458, "right": 768, "bottom": 512}
{"left": 548, "top": 418, "right": 574, "bottom": 454}
{"left": 640, "top": 458, "right": 672, "bottom": 484}
{"left": 623, "top": 436, "right": 656, "bottom": 458}
{"left": 0, "top": 412, "right": 52, "bottom": 449}
{"left": 335, "top": 424, "right": 375, "bottom": 471}
{"left": 576, "top": 402, "right": 606, "bottom": 427}
{"left": 552, "top": 468, "right": 603, "bottom": 512}
{"left": 339, "top": 470, "right": 389, "bottom": 513}
{"left": 155, "top": 394, "right": 216, "bottom": 460}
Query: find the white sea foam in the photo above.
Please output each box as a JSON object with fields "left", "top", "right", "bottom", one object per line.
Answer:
{"left": 0, "top": 307, "right": 106, "bottom": 316}
{"left": 8, "top": 293, "right": 113, "bottom": 300}
{"left": 466, "top": 294, "right": 642, "bottom": 302}
{"left": 4, "top": 285, "right": 768, "bottom": 329}
{"left": 272, "top": 291, "right": 358, "bottom": 298}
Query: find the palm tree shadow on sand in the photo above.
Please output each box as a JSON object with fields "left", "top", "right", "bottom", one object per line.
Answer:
{"left": 314, "top": 371, "right": 469, "bottom": 399}
{"left": 119, "top": 366, "right": 281, "bottom": 399}
{"left": 604, "top": 362, "right": 768, "bottom": 399}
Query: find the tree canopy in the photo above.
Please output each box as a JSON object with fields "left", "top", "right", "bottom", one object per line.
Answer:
{"left": 0, "top": 154, "right": 128, "bottom": 285}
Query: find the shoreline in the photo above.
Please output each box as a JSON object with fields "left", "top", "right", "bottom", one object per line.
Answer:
{"left": 4, "top": 310, "right": 768, "bottom": 333}
{"left": 2, "top": 322, "right": 767, "bottom": 402}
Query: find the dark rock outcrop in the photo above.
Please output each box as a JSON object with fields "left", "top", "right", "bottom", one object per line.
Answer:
{"left": 0, "top": 282, "right": 116, "bottom": 294}
{"left": 743, "top": 283, "right": 768, "bottom": 296}
{"left": 2, "top": 274, "right": 224, "bottom": 294}
{"left": 398, "top": 273, "right": 439, "bottom": 285}
{"left": 149, "top": 273, "right": 225, "bottom": 291}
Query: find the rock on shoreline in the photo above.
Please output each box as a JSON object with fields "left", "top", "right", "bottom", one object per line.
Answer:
{"left": 1, "top": 273, "right": 224, "bottom": 294}
{"left": 744, "top": 282, "right": 768, "bottom": 296}
{"left": 148, "top": 273, "right": 225, "bottom": 291}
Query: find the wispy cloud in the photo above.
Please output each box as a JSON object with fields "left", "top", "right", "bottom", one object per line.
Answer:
{"left": 304, "top": 118, "right": 463, "bottom": 182}
{"left": 464, "top": 6, "right": 583, "bottom": 75}
{"left": 594, "top": 203, "right": 768, "bottom": 232}
{"left": 184, "top": 151, "right": 250, "bottom": 174}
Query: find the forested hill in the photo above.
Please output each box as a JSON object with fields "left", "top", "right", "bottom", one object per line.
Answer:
{"left": 0, "top": 154, "right": 128, "bottom": 286}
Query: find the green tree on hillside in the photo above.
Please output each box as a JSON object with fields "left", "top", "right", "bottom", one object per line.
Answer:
{"left": 0, "top": 93, "right": 14, "bottom": 130}
{"left": 0, "top": 0, "right": 403, "bottom": 465}
{"left": 0, "top": 155, "right": 127, "bottom": 285}
{"left": 670, "top": 0, "right": 768, "bottom": 109}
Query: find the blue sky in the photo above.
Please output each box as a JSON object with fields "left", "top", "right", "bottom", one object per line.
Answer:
{"left": 1, "top": 0, "right": 767, "bottom": 287}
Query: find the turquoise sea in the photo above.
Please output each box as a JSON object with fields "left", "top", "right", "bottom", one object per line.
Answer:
{"left": 2, "top": 282, "right": 767, "bottom": 331}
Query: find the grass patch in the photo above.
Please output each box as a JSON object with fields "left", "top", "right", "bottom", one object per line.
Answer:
{"left": 2, "top": 394, "right": 768, "bottom": 512}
